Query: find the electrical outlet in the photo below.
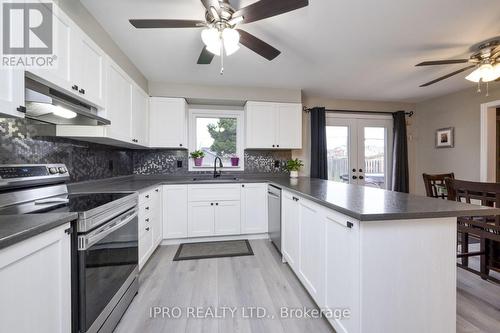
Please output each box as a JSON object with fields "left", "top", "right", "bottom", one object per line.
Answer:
{"left": 177, "top": 160, "right": 183, "bottom": 168}
{"left": 274, "top": 160, "right": 280, "bottom": 168}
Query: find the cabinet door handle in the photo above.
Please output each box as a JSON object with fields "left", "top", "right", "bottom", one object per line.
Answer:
{"left": 211, "top": 203, "right": 214, "bottom": 206}
{"left": 359, "top": 176, "right": 364, "bottom": 180}
{"left": 292, "top": 196, "right": 299, "bottom": 201}
{"left": 216, "top": 203, "right": 219, "bottom": 206}
{"left": 145, "top": 218, "right": 150, "bottom": 222}
{"left": 155, "top": 189, "right": 159, "bottom": 192}
{"left": 16, "top": 106, "right": 26, "bottom": 113}
{"left": 145, "top": 206, "right": 150, "bottom": 210}
{"left": 179, "top": 144, "right": 183, "bottom": 147}
{"left": 352, "top": 168, "right": 356, "bottom": 172}
{"left": 79, "top": 88, "right": 85, "bottom": 94}
{"left": 241, "top": 184, "right": 245, "bottom": 188}
{"left": 352, "top": 176, "right": 358, "bottom": 180}
{"left": 145, "top": 227, "right": 150, "bottom": 231}
{"left": 71, "top": 85, "right": 78, "bottom": 91}
{"left": 145, "top": 195, "right": 150, "bottom": 198}
{"left": 277, "top": 144, "right": 280, "bottom": 148}
{"left": 272, "top": 145, "right": 275, "bottom": 147}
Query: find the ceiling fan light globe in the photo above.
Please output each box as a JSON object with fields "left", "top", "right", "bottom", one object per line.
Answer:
{"left": 206, "top": 42, "right": 221, "bottom": 56}
{"left": 465, "top": 68, "right": 482, "bottom": 82}
{"left": 201, "top": 28, "right": 219, "bottom": 47}
{"left": 224, "top": 43, "right": 240, "bottom": 56}
{"left": 222, "top": 28, "right": 240, "bottom": 48}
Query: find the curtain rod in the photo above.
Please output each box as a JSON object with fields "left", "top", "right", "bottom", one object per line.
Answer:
{"left": 302, "top": 107, "right": 414, "bottom": 118}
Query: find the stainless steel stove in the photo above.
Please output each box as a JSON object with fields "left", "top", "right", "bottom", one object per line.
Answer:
{"left": 0, "top": 164, "right": 139, "bottom": 333}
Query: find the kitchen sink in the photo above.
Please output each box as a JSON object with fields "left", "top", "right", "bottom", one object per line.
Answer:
{"left": 191, "top": 177, "right": 241, "bottom": 183}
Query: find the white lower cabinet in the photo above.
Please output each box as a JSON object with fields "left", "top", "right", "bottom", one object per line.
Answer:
{"left": 163, "top": 185, "right": 188, "bottom": 239}
{"left": 0, "top": 223, "right": 71, "bottom": 333}
{"left": 282, "top": 191, "right": 359, "bottom": 332}
{"left": 325, "top": 211, "right": 360, "bottom": 333}
{"left": 214, "top": 201, "right": 241, "bottom": 235}
{"left": 241, "top": 183, "right": 268, "bottom": 234}
{"left": 138, "top": 186, "right": 162, "bottom": 270}
{"left": 188, "top": 201, "right": 216, "bottom": 237}
{"left": 282, "top": 191, "right": 300, "bottom": 270}
{"left": 298, "top": 199, "right": 325, "bottom": 306}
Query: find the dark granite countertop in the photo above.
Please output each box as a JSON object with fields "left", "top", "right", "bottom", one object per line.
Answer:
{"left": 69, "top": 175, "right": 499, "bottom": 221}
{"left": 0, "top": 213, "right": 77, "bottom": 251}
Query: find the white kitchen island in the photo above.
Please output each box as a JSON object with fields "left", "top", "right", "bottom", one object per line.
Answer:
{"left": 275, "top": 179, "right": 497, "bottom": 333}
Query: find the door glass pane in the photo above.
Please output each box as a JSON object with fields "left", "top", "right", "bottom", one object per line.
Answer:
{"left": 363, "top": 127, "right": 386, "bottom": 188}
{"left": 326, "top": 126, "right": 349, "bottom": 183}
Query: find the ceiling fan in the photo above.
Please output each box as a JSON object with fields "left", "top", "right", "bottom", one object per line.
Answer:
{"left": 129, "top": 0, "right": 309, "bottom": 73}
{"left": 415, "top": 37, "right": 500, "bottom": 89}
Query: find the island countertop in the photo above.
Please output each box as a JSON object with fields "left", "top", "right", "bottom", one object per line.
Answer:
{"left": 69, "top": 175, "right": 499, "bottom": 221}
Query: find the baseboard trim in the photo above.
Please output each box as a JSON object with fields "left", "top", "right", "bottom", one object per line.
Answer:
{"left": 161, "top": 233, "right": 269, "bottom": 245}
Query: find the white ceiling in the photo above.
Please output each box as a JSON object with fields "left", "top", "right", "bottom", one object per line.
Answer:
{"left": 81, "top": 0, "right": 500, "bottom": 102}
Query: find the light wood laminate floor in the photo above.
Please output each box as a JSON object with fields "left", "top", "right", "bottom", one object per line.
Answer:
{"left": 115, "top": 240, "right": 500, "bottom": 333}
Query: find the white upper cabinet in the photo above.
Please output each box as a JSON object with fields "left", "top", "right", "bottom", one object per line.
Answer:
{"left": 71, "top": 34, "right": 106, "bottom": 107}
{"left": 131, "top": 85, "right": 149, "bottom": 146}
{"left": 277, "top": 103, "right": 302, "bottom": 149}
{"left": 245, "top": 101, "right": 302, "bottom": 149}
{"left": 28, "top": 6, "right": 72, "bottom": 93}
{"left": 28, "top": 3, "right": 105, "bottom": 108}
{"left": 149, "top": 97, "right": 187, "bottom": 149}
{"left": 0, "top": 69, "right": 24, "bottom": 118}
{"left": 105, "top": 62, "right": 132, "bottom": 143}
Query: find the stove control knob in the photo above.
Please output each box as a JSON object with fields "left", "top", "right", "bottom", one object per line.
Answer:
{"left": 58, "top": 167, "right": 67, "bottom": 174}
{"left": 49, "top": 167, "right": 58, "bottom": 174}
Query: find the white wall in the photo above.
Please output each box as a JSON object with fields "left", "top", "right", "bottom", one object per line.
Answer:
{"left": 55, "top": 0, "right": 148, "bottom": 91}
{"left": 413, "top": 84, "right": 500, "bottom": 195}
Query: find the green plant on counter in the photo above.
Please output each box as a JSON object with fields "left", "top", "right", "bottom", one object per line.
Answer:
{"left": 189, "top": 150, "right": 205, "bottom": 159}
{"left": 286, "top": 158, "right": 304, "bottom": 172}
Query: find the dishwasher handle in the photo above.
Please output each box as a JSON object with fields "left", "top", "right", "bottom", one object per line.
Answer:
{"left": 267, "top": 191, "right": 280, "bottom": 199}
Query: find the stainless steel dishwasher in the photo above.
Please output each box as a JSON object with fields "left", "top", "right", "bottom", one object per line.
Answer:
{"left": 268, "top": 185, "right": 282, "bottom": 254}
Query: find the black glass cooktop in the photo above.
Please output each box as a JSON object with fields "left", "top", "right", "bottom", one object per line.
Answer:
{"left": 65, "top": 193, "right": 132, "bottom": 212}
{"left": 0, "top": 192, "right": 133, "bottom": 215}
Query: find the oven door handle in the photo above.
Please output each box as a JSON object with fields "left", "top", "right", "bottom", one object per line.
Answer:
{"left": 78, "top": 208, "right": 138, "bottom": 250}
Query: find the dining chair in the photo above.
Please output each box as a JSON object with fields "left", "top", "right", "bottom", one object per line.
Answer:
{"left": 422, "top": 173, "right": 455, "bottom": 199}
{"left": 445, "top": 178, "right": 500, "bottom": 282}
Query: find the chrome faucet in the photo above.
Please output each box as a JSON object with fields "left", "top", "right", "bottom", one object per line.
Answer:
{"left": 214, "top": 156, "right": 223, "bottom": 178}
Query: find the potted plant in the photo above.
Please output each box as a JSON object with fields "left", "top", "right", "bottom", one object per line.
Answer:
{"left": 286, "top": 158, "right": 304, "bottom": 178}
{"left": 190, "top": 150, "right": 205, "bottom": 167}
{"left": 230, "top": 155, "right": 240, "bottom": 167}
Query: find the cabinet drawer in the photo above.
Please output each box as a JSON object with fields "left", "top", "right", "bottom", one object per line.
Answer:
{"left": 188, "top": 184, "right": 241, "bottom": 202}
{"left": 139, "top": 203, "right": 153, "bottom": 218}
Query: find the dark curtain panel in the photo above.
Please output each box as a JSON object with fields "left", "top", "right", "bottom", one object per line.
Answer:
{"left": 391, "top": 111, "right": 409, "bottom": 193}
{"left": 310, "top": 107, "right": 328, "bottom": 180}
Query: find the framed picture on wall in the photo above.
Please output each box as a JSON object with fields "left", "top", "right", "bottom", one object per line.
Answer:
{"left": 435, "top": 127, "right": 454, "bottom": 148}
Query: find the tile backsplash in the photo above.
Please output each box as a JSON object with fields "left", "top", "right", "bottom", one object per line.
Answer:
{"left": 0, "top": 118, "right": 291, "bottom": 182}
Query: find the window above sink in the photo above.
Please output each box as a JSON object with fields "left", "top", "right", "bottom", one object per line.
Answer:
{"left": 188, "top": 108, "right": 244, "bottom": 172}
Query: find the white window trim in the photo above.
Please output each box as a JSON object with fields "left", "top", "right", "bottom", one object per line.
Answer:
{"left": 188, "top": 108, "right": 245, "bottom": 171}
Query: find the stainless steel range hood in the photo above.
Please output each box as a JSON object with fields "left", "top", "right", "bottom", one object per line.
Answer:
{"left": 24, "top": 78, "right": 110, "bottom": 126}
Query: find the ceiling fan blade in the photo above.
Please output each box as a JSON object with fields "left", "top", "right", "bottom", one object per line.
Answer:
{"left": 200, "top": 0, "right": 220, "bottom": 11}
{"left": 419, "top": 65, "right": 476, "bottom": 87}
{"left": 129, "top": 19, "right": 205, "bottom": 29}
{"left": 237, "top": 29, "right": 280, "bottom": 60}
{"left": 197, "top": 46, "right": 215, "bottom": 64}
{"left": 234, "top": 0, "right": 309, "bottom": 24}
{"left": 415, "top": 59, "right": 470, "bottom": 66}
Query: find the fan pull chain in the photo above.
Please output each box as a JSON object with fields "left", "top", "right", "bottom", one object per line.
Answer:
{"left": 477, "top": 81, "right": 481, "bottom": 93}
{"left": 486, "top": 82, "right": 489, "bottom": 97}
{"left": 220, "top": 39, "right": 224, "bottom": 75}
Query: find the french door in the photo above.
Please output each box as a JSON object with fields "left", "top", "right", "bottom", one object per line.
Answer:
{"left": 326, "top": 115, "right": 393, "bottom": 189}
